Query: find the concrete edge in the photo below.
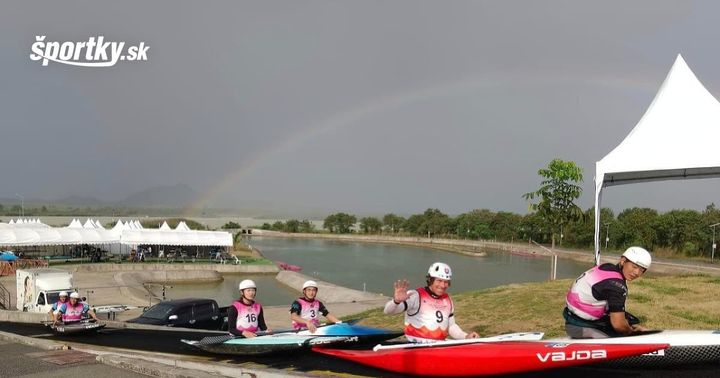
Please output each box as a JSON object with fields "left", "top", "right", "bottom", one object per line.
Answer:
{"left": 96, "top": 354, "right": 220, "bottom": 378}
{"left": 0, "top": 329, "right": 68, "bottom": 351}
{"left": 94, "top": 351, "right": 304, "bottom": 378}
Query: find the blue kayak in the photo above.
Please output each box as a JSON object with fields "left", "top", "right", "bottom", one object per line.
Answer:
{"left": 181, "top": 323, "right": 402, "bottom": 356}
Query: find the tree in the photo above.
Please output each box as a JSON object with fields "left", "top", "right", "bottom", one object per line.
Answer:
{"left": 455, "top": 209, "right": 494, "bottom": 239}
{"left": 222, "top": 221, "right": 242, "bottom": 229}
{"left": 285, "top": 219, "right": 301, "bottom": 233}
{"left": 298, "top": 219, "right": 315, "bottom": 233}
{"left": 323, "top": 214, "right": 337, "bottom": 233}
{"left": 323, "top": 212, "right": 357, "bottom": 233}
{"left": 360, "top": 217, "right": 383, "bottom": 234}
{"left": 382, "top": 214, "right": 405, "bottom": 233}
{"left": 271, "top": 221, "right": 284, "bottom": 231}
{"left": 491, "top": 211, "right": 522, "bottom": 242}
{"left": 523, "top": 159, "right": 584, "bottom": 249}
{"left": 402, "top": 214, "right": 425, "bottom": 234}
{"left": 568, "top": 207, "right": 614, "bottom": 249}
{"left": 655, "top": 209, "right": 703, "bottom": 255}
{"left": 616, "top": 207, "right": 659, "bottom": 250}
{"left": 419, "top": 208, "right": 451, "bottom": 237}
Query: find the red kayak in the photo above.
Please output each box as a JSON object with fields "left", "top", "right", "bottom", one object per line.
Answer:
{"left": 313, "top": 341, "right": 669, "bottom": 376}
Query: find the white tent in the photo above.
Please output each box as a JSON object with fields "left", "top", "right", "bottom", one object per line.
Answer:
{"left": 83, "top": 219, "right": 96, "bottom": 229}
{"left": 594, "top": 54, "right": 720, "bottom": 263}
{"left": 159, "top": 221, "right": 171, "bottom": 230}
{"left": 0, "top": 218, "right": 229, "bottom": 248}
{"left": 120, "top": 229, "right": 232, "bottom": 247}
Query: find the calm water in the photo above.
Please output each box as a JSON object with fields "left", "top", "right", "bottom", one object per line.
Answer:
{"left": 167, "top": 237, "right": 591, "bottom": 306}
{"left": 249, "top": 237, "right": 590, "bottom": 295}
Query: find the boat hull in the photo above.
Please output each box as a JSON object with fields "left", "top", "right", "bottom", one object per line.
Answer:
{"left": 48, "top": 321, "right": 106, "bottom": 335}
{"left": 183, "top": 335, "right": 343, "bottom": 356}
{"left": 313, "top": 341, "right": 668, "bottom": 376}
{"left": 182, "top": 323, "right": 402, "bottom": 356}
{"left": 547, "top": 329, "right": 720, "bottom": 367}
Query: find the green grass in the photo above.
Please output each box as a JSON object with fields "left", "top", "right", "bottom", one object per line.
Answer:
{"left": 348, "top": 274, "right": 720, "bottom": 337}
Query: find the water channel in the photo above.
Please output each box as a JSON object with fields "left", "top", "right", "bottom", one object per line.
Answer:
{"left": 168, "top": 237, "right": 591, "bottom": 306}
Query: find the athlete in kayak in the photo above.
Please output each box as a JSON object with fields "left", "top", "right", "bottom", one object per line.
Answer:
{"left": 227, "top": 279, "right": 272, "bottom": 338}
{"left": 564, "top": 246, "right": 651, "bottom": 338}
{"left": 53, "top": 292, "right": 99, "bottom": 326}
{"left": 48, "top": 291, "right": 68, "bottom": 321}
{"left": 384, "top": 262, "right": 479, "bottom": 342}
{"left": 289, "top": 280, "right": 341, "bottom": 333}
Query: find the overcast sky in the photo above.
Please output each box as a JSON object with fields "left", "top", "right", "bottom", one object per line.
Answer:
{"left": 2, "top": 1, "right": 720, "bottom": 216}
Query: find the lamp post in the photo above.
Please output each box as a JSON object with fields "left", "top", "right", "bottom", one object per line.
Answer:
{"left": 15, "top": 193, "right": 24, "bottom": 218}
{"left": 604, "top": 223, "right": 611, "bottom": 251}
{"left": 710, "top": 223, "right": 720, "bottom": 263}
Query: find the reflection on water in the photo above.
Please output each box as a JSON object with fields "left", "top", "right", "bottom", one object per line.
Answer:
{"left": 163, "top": 237, "right": 591, "bottom": 306}
{"left": 248, "top": 237, "right": 590, "bottom": 295}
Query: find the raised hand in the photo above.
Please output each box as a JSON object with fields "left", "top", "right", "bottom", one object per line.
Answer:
{"left": 393, "top": 279, "right": 410, "bottom": 303}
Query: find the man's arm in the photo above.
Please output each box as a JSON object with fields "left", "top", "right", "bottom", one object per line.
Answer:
{"left": 226, "top": 306, "right": 243, "bottom": 336}
{"left": 325, "top": 313, "right": 341, "bottom": 323}
{"left": 609, "top": 312, "right": 646, "bottom": 335}
{"left": 384, "top": 290, "right": 419, "bottom": 315}
{"left": 318, "top": 302, "right": 341, "bottom": 323}
{"left": 258, "top": 308, "right": 271, "bottom": 332}
{"left": 290, "top": 312, "right": 317, "bottom": 332}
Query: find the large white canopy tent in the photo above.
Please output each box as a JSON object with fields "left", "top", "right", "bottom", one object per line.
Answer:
{"left": 0, "top": 218, "right": 232, "bottom": 249}
{"left": 594, "top": 54, "right": 720, "bottom": 264}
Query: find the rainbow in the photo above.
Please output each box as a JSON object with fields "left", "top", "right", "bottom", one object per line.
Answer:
{"left": 185, "top": 71, "right": 658, "bottom": 215}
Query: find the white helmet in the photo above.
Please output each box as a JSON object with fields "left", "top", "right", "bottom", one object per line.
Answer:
{"left": 427, "top": 262, "right": 452, "bottom": 280}
{"left": 622, "top": 247, "right": 652, "bottom": 270}
{"left": 59, "top": 291, "right": 68, "bottom": 297}
{"left": 69, "top": 292, "right": 80, "bottom": 299}
{"left": 239, "top": 279, "right": 256, "bottom": 291}
{"left": 302, "top": 280, "right": 318, "bottom": 290}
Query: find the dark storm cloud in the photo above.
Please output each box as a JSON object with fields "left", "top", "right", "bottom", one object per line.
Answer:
{"left": 1, "top": 1, "right": 719, "bottom": 215}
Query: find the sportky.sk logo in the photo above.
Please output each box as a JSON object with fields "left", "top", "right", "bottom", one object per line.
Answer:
{"left": 30, "top": 36, "right": 149, "bottom": 67}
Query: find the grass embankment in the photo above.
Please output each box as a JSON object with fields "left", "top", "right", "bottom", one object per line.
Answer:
{"left": 347, "top": 274, "right": 720, "bottom": 338}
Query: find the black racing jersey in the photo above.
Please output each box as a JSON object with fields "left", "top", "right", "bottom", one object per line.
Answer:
{"left": 590, "top": 263, "right": 628, "bottom": 313}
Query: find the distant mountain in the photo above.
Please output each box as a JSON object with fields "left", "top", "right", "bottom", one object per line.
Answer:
{"left": 55, "top": 195, "right": 106, "bottom": 206}
{"left": 120, "top": 183, "right": 200, "bottom": 208}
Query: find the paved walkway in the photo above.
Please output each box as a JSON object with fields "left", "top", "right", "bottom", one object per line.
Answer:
{"left": 0, "top": 340, "right": 146, "bottom": 378}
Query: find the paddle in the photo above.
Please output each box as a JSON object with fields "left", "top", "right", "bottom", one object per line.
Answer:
{"left": 372, "top": 331, "right": 545, "bottom": 351}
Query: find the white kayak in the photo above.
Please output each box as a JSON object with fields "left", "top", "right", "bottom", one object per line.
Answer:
{"left": 546, "top": 329, "right": 720, "bottom": 367}
{"left": 372, "top": 331, "right": 545, "bottom": 351}
{"left": 44, "top": 319, "right": 106, "bottom": 335}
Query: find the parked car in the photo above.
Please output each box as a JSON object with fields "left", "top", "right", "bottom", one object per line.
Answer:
{"left": 127, "top": 298, "right": 228, "bottom": 330}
